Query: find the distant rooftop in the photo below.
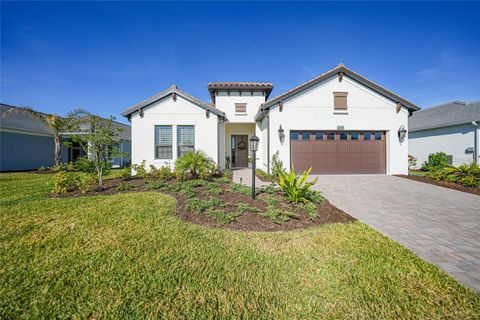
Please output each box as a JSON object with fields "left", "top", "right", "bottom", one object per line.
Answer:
{"left": 409, "top": 101, "right": 480, "bottom": 132}
{"left": 1, "top": 103, "right": 131, "bottom": 141}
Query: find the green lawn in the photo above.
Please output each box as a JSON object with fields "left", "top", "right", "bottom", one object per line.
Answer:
{"left": 1, "top": 173, "right": 479, "bottom": 319}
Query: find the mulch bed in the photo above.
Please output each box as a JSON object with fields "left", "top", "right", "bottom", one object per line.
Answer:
{"left": 396, "top": 175, "right": 480, "bottom": 196}
{"left": 52, "top": 177, "right": 354, "bottom": 232}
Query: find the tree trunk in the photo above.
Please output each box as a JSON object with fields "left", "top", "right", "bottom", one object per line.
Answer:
{"left": 54, "top": 135, "right": 62, "bottom": 166}
{"left": 97, "top": 166, "right": 103, "bottom": 186}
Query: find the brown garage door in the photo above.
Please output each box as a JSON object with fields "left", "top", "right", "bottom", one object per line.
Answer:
{"left": 290, "top": 131, "right": 386, "bottom": 174}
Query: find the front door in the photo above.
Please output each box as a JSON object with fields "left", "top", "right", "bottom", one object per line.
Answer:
{"left": 231, "top": 135, "right": 248, "bottom": 167}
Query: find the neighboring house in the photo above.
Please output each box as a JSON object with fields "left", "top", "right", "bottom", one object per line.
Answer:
{"left": 0, "top": 103, "right": 132, "bottom": 171}
{"left": 409, "top": 101, "right": 480, "bottom": 167}
{"left": 122, "top": 64, "right": 419, "bottom": 175}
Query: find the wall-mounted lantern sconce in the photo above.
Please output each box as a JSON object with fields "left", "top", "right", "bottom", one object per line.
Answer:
{"left": 172, "top": 92, "right": 177, "bottom": 102}
{"left": 398, "top": 125, "right": 407, "bottom": 143}
{"left": 139, "top": 108, "right": 144, "bottom": 118}
{"left": 278, "top": 125, "right": 285, "bottom": 144}
{"left": 206, "top": 109, "right": 210, "bottom": 118}
{"left": 279, "top": 101, "right": 283, "bottom": 112}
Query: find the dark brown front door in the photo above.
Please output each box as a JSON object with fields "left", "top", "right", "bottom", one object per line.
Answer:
{"left": 290, "top": 131, "right": 386, "bottom": 174}
{"left": 232, "top": 135, "right": 248, "bottom": 167}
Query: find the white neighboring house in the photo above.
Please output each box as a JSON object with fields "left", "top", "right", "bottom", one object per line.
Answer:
{"left": 409, "top": 101, "right": 480, "bottom": 167}
{"left": 122, "top": 64, "right": 420, "bottom": 175}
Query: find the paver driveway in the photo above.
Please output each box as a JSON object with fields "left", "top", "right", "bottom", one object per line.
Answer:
{"left": 312, "top": 175, "right": 480, "bottom": 292}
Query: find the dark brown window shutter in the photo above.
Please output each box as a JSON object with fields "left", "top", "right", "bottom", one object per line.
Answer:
{"left": 333, "top": 92, "right": 348, "bottom": 110}
{"left": 235, "top": 103, "right": 247, "bottom": 113}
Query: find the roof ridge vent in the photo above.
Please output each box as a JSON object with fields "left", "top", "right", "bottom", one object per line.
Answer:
{"left": 337, "top": 63, "right": 345, "bottom": 68}
{"left": 170, "top": 84, "right": 177, "bottom": 89}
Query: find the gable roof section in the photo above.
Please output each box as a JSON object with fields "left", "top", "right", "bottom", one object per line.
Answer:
{"left": 122, "top": 85, "right": 225, "bottom": 118}
{"left": 255, "top": 64, "right": 420, "bottom": 121}
{"left": 409, "top": 101, "right": 480, "bottom": 132}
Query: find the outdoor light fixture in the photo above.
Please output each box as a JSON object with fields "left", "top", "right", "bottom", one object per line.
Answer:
{"left": 278, "top": 125, "right": 285, "bottom": 144}
{"left": 249, "top": 135, "right": 259, "bottom": 199}
{"left": 398, "top": 125, "right": 407, "bottom": 143}
{"left": 250, "top": 135, "right": 259, "bottom": 152}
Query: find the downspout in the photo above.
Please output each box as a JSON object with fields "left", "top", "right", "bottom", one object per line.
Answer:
{"left": 473, "top": 121, "right": 478, "bottom": 165}
{"left": 267, "top": 110, "right": 270, "bottom": 174}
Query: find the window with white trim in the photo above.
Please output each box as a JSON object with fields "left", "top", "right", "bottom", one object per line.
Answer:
{"left": 177, "top": 125, "right": 195, "bottom": 157}
{"left": 155, "top": 125, "right": 172, "bottom": 159}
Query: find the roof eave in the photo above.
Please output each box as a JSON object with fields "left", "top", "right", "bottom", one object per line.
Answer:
{"left": 122, "top": 87, "right": 226, "bottom": 119}
{"left": 260, "top": 65, "right": 420, "bottom": 112}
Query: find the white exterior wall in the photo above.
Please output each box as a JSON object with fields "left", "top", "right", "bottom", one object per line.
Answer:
{"left": 263, "top": 75, "right": 409, "bottom": 175}
{"left": 131, "top": 95, "right": 219, "bottom": 171}
{"left": 256, "top": 116, "right": 269, "bottom": 172}
{"left": 215, "top": 91, "right": 266, "bottom": 123}
{"left": 218, "top": 121, "right": 226, "bottom": 169}
{"left": 409, "top": 124, "right": 476, "bottom": 167}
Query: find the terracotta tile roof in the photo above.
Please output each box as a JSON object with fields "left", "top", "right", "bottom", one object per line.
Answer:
{"left": 207, "top": 82, "right": 274, "bottom": 102}
{"left": 208, "top": 82, "right": 273, "bottom": 89}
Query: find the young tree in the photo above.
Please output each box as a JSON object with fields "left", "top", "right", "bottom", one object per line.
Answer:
{"left": 68, "top": 111, "right": 126, "bottom": 186}
{"left": 2, "top": 107, "right": 70, "bottom": 166}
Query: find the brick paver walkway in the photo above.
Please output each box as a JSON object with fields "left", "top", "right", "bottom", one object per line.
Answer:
{"left": 312, "top": 175, "right": 480, "bottom": 293}
{"left": 232, "top": 168, "right": 268, "bottom": 187}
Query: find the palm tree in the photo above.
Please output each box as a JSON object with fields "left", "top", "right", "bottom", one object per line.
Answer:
{"left": 2, "top": 107, "right": 70, "bottom": 166}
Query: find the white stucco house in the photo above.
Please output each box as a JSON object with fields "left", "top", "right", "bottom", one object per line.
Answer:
{"left": 122, "top": 64, "right": 420, "bottom": 175}
{"left": 409, "top": 101, "right": 480, "bottom": 167}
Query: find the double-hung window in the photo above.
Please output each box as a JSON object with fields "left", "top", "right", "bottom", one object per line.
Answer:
{"left": 177, "top": 125, "right": 195, "bottom": 157}
{"left": 155, "top": 125, "right": 173, "bottom": 159}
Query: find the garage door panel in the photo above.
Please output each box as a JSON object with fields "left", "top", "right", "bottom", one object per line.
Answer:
{"left": 291, "top": 131, "right": 386, "bottom": 174}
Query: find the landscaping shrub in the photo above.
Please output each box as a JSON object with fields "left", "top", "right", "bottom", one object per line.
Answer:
{"left": 206, "top": 209, "right": 237, "bottom": 224}
{"left": 271, "top": 151, "right": 284, "bottom": 181}
{"left": 304, "top": 202, "right": 318, "bottom": 221}
{"left": 175, "top": 150, "right": 216, "bottom": 179}
{"left": 181, "top": 185, "right": 196, "bottom": 198}
{"left": 78, "top": 173, "right": 97, "bottom": 193}
{"left": 186, "top": 198, "right": 223, "bottom": 212}
{"left": 237, "top": 203, "right": 260, "bottom": 214}
{"left": 421, "top": 152, "right": 449, "bottom": 171}
{"left": 145, "top": 180, "right": 169, "bottom": 191}
{"left": 116, "top": 183, "right": 136, "bottom": 191}
{"left": 256, "top": 169, "right": 274, "bottom": 182}
{"left": 408, "top": 154, "right": 417, "bottom": 170}
{"left": 51, "top": 171, "right": 80, "bottom": 194}
{"left": 424, "top": 163, "right": 480, "bottom": 187}
{"left": 260, "top": 206, "right": 295, "bottom": 224}
{"left": 304, "top": 189, "right": 326, "bottom": 204}
{"left": 278, "top": 166, "right": 318, "bottom": 204}
{"left": 74, "top": 157, "right": 96, "bottom": 173}
{"left": 230, "top": 183, "right": 252, "bottom": 197}
{"left": 205, "top": 183, "right": 223, "bottom": 195}
{"left": 111, "top": 167, "right": 132, "bottom": 179}
{"left": 149, "top": 165, "right": 174, "bottom": 180}
{"left": 425, "top": 170, "right": 447, "bottom": 181}
{"left": 259, "top": 184, "right": 281, "bottom": 195}
{"left": 461, "top": 175, "right": 479, "bottom": 187}
{"left": 131, "top": 160, "right": 148, "bottom": 178}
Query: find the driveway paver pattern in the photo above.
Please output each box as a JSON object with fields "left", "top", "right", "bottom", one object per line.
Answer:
{"left": 312, "top": 175, "right": 480, "bottom": 292}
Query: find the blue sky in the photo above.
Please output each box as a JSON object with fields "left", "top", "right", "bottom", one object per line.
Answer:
{"left": 1, "top": 1, "right": 479, "bottom": 124}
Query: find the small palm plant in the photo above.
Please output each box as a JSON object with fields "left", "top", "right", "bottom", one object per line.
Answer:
{"left": 175, "top": 150, "right": 216, "bottom": 179}
{"left": 2, "top": 107, "right": 74, "bottom": 166}
{"left": 278, "top": 166, "right": 318, "bottom": 204}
